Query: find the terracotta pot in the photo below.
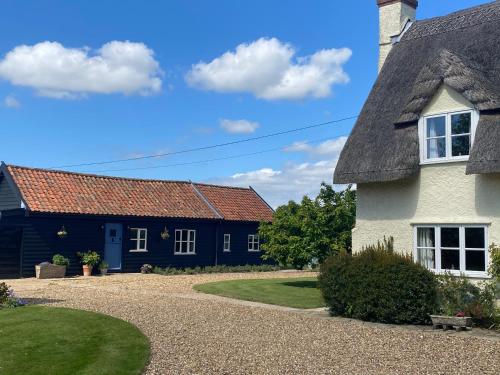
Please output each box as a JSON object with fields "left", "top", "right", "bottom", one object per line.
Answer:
{"left": 82, "top": 265, "right": 92, "bottom": 277}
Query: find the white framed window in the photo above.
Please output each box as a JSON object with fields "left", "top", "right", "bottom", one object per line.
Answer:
{"left": 223, "top": 234, "right": 231, "bottom": 252}
{"left": 248, "top": 234, "right": 260, "bottom": 252}
{"left": 130, "top": 228, "right": 147, "bottom": 252}
{"left": 413, "top": 225, "right": 488, "bottom": 277}
{"left": 175, "top": 229, "right": 196, "bottom": 255}
{"left": 419, "top": 110, "right": 478, "bottom": 164}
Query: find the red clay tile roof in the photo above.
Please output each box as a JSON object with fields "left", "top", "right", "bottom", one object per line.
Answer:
{"left": 194, "top": 183, "right": 274, "bottom": 222}
{"left": 3, "top": 165, "right": 273, "bottom": 222}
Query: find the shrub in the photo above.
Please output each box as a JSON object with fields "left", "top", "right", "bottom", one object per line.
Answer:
{"left": 318, "top": 248, "right": 438, "bottom": 324}
{"left": 153, "top": 264, "right": 282, "bottom": 275}
{"left": 140, "top": 264, "right": 153, "bottom": 274}
{"left": 0, "top": 282, "right": 25, "bottom": 309}
{"left": 436, "top": 273, "right": 498, "bottom": 328}
{"left": 488, "top": 244, "right": 500, "bottom": 280}
{"left": 52, "top": 254, "right": 70, "bottom": 267}
{"left": 77, "top": 251, "right": 101, "bottom": 267}
{"left": 99, "top": 261, "right": 109, "bottom": 270}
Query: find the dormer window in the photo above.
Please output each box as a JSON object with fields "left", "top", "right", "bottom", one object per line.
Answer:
{"left": 419, "top": 110, "right": 478, "bottom": 164}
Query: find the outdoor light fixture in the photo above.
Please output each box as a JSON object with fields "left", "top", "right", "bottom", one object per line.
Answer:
{"left": 160, "top": 227, "right": 170, "bottom": 240}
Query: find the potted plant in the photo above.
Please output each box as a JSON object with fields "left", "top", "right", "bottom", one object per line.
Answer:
{"left": 77, "top": 251, "right": 101, "bottom": 277}
{"left": 141, "top": 264, "right": 153, "bottom": 274}
{"left": 99, "top": 261, "right": 109, "bottom": 276}
{"left": 35, "top": 254, "right": 69, "bottom": 279}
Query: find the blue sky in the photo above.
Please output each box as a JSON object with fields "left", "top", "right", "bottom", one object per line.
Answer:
{"left": 0, "top": 0, "right": 489, "bottom": 207}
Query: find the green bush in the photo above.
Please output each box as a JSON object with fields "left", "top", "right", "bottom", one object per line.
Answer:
{"left": 318, "top": 248, "right": 438, "bottom": 324}
{"left": 52, "top": 254, "right": 70, "bottom": 267}
{"left": 489, "top": 244, "right": 500, "bottom": 280}
{"left": 153, "top": 264, "right": 282, "bottom": 276}
{"left": 436, "top": 273, "right": 498, "bottom": 328}
{"left": 0, "top": 282, "right": 8, "bottom": 305}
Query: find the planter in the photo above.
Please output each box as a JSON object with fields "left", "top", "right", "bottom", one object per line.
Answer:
{"left": 100, "top": 268, "right": 108, "bottom": 276}
{"left": 430, "top": 315, "right": 473, "bottom": 331}
{"left": 82, "top": 265, "right": 93, "bottom": 277}
{"left": 35, "top": 263, "right": 66, "bottom": 279}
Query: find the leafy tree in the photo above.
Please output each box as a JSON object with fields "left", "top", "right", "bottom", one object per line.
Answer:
{"left": 259, "top": 183, "right": 356, "bottom": 269}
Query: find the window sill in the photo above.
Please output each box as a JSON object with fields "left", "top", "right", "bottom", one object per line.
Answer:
{"left": 420, "top": 157, "right": 468, "bottom": 166}
{"left": 431, "top": 269, "right": 490, "bottom": 279}
{"left": 129, "top": 250, "right": 148, "bottom": 253}
{"left": 223, "top": 250, "right": 231, "bottom": 253}
{"left": 174, "top": 253, "right": 196, "bottom": 256}
{"left": 248, "top": 250, "right": 261, "bottom": 252}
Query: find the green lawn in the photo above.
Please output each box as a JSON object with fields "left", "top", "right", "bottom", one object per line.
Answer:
{"left": 0, "top": 306, "right": 149, "bottom": 375}
{"left": 194, "top": 277, "right": 324, "bottom": 309}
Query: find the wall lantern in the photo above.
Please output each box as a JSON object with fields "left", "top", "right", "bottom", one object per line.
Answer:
{"left": 57, "top": 225, "right": 68, "bottom": 239}
{"left": 160, "top": 227, "right": 170, "bottom": 240}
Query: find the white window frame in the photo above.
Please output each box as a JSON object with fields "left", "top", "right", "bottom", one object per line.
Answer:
{"left": 248, "top": 234, "right": 260, "bottom": 252}
{"left": 223, "top": 234, "right": 231, "bottom": 252}
{"left": 130, "top": 228, "right": 148, "bottom": 252}
{"left": 413, "top": 224, "right": 489, "bottom": 278}
{"left": 419, "top": 109, "right": 479, "bottom": 165}
{"left": 174, "top": 229, "right": 196, "bottom": 255}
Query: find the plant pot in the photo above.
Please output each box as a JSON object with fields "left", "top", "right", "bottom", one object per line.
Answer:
{"left": 430, "top": 315, "right": 473, "bottom": 331}
{"left": 100, "top": 268, "right": 108, "bottom": 276}
{"left": 35, "top": 264, "right": 66, "bottom": 279}
{"left": 82, "top": 265, "right": 93, "bottom": 277}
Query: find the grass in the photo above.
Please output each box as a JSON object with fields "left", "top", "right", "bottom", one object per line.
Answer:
{"left": 194, "top": 277, "right": 324, "bottom": 309}
{"left": 0, "top": 306, "right": 149, "bottom": 375}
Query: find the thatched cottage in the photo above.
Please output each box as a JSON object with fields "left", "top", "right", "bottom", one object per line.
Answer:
{"left": 334, "top": 1, "right": 500, "bottom": 278}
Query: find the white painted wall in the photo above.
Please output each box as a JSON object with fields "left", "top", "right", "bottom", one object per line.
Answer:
{"left": 353, "top": 85, "right": 500, "bottom": 267}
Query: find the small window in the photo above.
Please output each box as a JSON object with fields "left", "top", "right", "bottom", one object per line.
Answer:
{"left": 223, "top": 234, "right": 231, "bottom": 252}
{"left": 414, "top": 225, "right": 487, "bottom": 276}
{"left": 130, "top": 228, "right": 147, "bottom": 252}
{"left": 175, "top": 229, "right": 196, "bottom": 255}
{"left": 421, "top": 111, "right": 476, "bottom": 163}
{"left": 248, "top": 234, "right": 260, "bottom": 252}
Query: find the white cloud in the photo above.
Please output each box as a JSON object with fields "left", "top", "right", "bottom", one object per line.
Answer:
{"left": 285, "top": 136, "right": 348, "bottom": 156}
{"left": 220, "top": 119, "right": 259, "bottom": 134}
{"left": 0, "top": 41, "right": 163, "bottom": 98}
{"left": 186, "top": 37, "right": 351, "bottom": 100}
{"left": 4, "top": 95, "right": 20, "bottom": 108}
{"left": 212, "top": 159, "right": 348, "bottom": 208}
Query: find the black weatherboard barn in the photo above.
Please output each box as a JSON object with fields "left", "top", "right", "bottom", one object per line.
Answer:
{"left": 0, "top": 163, "right": 274, "bottom": 278}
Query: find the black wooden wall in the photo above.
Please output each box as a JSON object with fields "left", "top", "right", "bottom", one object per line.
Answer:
{"left": 0, "top": 212, "right": 266, "bottom": 277}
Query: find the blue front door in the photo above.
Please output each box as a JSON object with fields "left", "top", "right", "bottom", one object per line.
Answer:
{"left": 104, "top": 223, "right": 122, "bottom": 270}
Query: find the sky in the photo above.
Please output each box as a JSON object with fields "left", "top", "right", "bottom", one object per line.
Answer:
{"left": 0, "top": 0, "right": 490, "bottom": 207}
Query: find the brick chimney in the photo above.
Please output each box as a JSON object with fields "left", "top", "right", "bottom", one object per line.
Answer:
{"left": 377, "top": 0, "right": 418, "bottom": 72}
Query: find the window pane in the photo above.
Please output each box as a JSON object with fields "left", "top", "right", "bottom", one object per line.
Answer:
{"left": 417, "top": 248, "right": 435, "bottom": 269}
{"left": 188, "top": 242, "right": 195, "bottom": 253}
{"left": 139, "top": 230, "right": 146, "bottom": 240}
{"left": 182, "top": 230, "right": 187, "bottom": 242}
{"left": 175, "top": 241, "right": 181, "bottom": 252}
{"left": 451, "top": 135, "right": 470, "bottom": 157}
{"left": 465, "top": 227, "right": 485, "bottom": 249}
{"left": 130, "top": 229, "right": 138, "bottom": 239}
{"left": 451, "top": 113, "right": 471, "bottom": 135}
{"left": 466, "top": 250, "right": 485, "bottom": 271}
{"left": 441, "top": 249, "right": 460, "bottom": 270}
{"left": 139, "top": 240, "right": 146, "bottom": 249}
{"left": 426, "top": 116, "right": 446, "bottom": 137}
{"left": 417, "top": 228, "right": 435, "bottom": 247}
{"left": 427, "top": 137, "right": 446, "bottom": 158}
{"left": 175, "top": 230, "right": 180, "bottom": 241}
{"left": 441, "top": 227, "right": 459, "bottom": 248}
{"left": 189, "top": 231, "right": 195, "bottom": 242}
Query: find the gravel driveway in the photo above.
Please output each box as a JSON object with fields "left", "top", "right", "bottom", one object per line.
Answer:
{"left": 5, "top": 272, "right": 500, "bottom": 375}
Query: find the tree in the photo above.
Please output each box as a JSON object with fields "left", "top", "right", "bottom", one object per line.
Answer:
{"left": 259, "top": 183, "right": 356, "bottom": 269}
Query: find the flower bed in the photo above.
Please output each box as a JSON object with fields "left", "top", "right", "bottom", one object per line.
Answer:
{"left": 0, "top": 282, "right": 26, "bottom": 308}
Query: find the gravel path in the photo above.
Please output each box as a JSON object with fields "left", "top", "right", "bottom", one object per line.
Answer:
{"left": 4, "top": 272, "right": 500, "bottom": 375}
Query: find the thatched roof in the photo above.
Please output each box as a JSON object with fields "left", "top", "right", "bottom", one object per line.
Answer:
{"left": 334, "top": 2, "right": 500, "bottom": 184}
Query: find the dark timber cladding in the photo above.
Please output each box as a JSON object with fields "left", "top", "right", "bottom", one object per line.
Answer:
{"left": 0, "top": 164, "right": 274, "bottom": 276}
{"left": 334, "top": 2, "right": 500, "bottom": 184}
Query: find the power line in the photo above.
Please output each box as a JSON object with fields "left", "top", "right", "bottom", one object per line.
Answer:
{"left": 49, "top": 115, "right": 357, "bottom": 169}
{"left": 81, "top": 134, "right": 349, "bottom": 174}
